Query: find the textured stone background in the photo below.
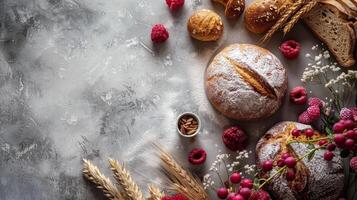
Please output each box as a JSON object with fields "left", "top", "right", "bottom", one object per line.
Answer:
{"left": 0, "top": 0, "right": 353, "bottom": 199}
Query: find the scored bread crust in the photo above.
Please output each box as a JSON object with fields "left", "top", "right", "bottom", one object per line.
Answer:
{"left": 256, "top": 121, "right": 344, "bottom": 200}
{"left": 303, "top": 3, "right": 356, "bottom": 67}
{"left": 205, "top": 44, "right": 287, "bottom": 121}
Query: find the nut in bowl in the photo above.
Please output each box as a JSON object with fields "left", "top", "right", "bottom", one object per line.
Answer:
{"left": 177, "top": 112, "right": 201, "bottom": 137}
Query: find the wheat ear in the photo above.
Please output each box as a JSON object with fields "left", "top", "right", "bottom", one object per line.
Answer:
{"left": 148, "top": 185, "right": 164, "bottom": 200}
{"left": 283, "top": 0, "right": 318, "bottom": 34}
{"left": 159, "top": 150, "right": 209, "bottom": 200}
{"left": 259, "top": 0, "right": 305, "bottom": 44}
{"left": 108, "top": 158, "right": 145, "bottom": 200}
{"left": 82, "top": 159, "right": 124, "bottom": 200}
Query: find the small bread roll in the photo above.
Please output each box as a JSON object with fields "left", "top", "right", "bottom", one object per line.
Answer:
{"left": 187, "top": 9, "right": 224, "bottom": 41}
{"left": 205, "top": 44, "right": 287, "bottom": 120}
{"left": 244, "top": 0, "right": 286, "bottom": 34}
{"left": 256, "top": 122, "right": 344, "bottom": 200}
{"left": 213, "top": 0, "right": 245, "bottom": 19}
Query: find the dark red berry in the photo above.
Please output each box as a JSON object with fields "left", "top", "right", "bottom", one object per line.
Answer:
{"left": 262, "top": 160, "right": 273, "bottom": 172}
{"left": 333, "top": 122, "right": 345, "bottom": 133}
{"left": 232, "top": 194, "right": 244, "bottom": 200}
{"left": 324, "top": 151, "right": 334, "bottom": 161}
{"left": 230, "top": 172, "right": 241, "bottom": 184}
{"left": 290, "top": 86, "right": 307, "bottom": 105}
{"left": 227, "top": 193, "right": 237, "bottom": 200}
{"left": 342, "top": 119, "right": 355, "bottom": 130}
{"left": 281, "top": 152, "right": 290, "bottom": 160}
{"left": 285, "top": 169, "right": 296, "bottom": 181}
{"left": 279, "top": 40, "right": 301, "bottom": 59}
{"left": 304, "top": 128, "right": 314, "bottom": 138}
{"left": 318, "top": 139, "right": 328, "bottom": 146}
{"left": 217, "top": 188, "right": 229, "bottom": 199}
{"left": 327, "top": 143, "right": 336, "bottom": 151}
{"left": 240, "top": 179, "right": 253, "bottom": 189}
{"left": 334, "top": 134, "right": 346, "bottom": 146}
{"left": 344, "top": 139, "right": 354, "bottom": 150}
{"left": 239, "top": 187, "right": 252, "bottom": 199}
{"left": 249, "top": 189, "right": 271, "bottom": 200}
{"left": 284, "top": 157, "right": 297, "bottom": 168}
{"left": 345, "top": 130, "right": 355, "bottom": 139}
{"left": 291, "top": 129, "right": 301, "bottom": 137}
{"left": 277, "top": 159, "right": 285, "bottom": 167}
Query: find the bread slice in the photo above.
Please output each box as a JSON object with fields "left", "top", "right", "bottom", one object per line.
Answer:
{"left": 303, "top": 3, "right": 356, "bottom": 67}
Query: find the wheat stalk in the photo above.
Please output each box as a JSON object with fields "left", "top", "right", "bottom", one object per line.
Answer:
{"left": 82, "top": 159, "right": 124, "bottom": 200}
{"left": 148, "top": 185, "right": 164, "bottom": 200}
{"left": 283, "top": 0, "right": 318, "bottom": 34}
{"left": 159, "top": 150, "right": 209, "bottom": 200}
{"left": 108, "top": 158, "right": 145, "bottom": 200}
{"left": 260, "top": 0, "right": 305, "bottom": 44}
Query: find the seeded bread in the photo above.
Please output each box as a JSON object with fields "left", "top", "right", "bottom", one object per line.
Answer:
{"left": 244, "top": 0, "right": 288, "bottom": 34}
{"left": 205, "top": 44, "right": 288, "bottom": 121}
{"left": 303, "top": 3, "right": 356, "bottom": 67}
{"left": 256, "top": 121, "right": 344, "bottom": 200}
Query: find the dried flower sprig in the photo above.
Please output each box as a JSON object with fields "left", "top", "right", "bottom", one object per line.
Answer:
{"left": 82, "top": 159, "right": 124, "bottom": 200}
{"left": 203, "top": 150, "right": 256, "bottom": 191}
{"left": 301, "top": 45, "right": 357, "bottom": 113}
{"left": 108, "top": 159, "right": 145, "bottom": 200}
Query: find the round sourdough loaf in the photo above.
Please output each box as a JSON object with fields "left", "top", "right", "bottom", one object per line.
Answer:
{"left": 256, "top": 121, "right": 344, "bottom": 200}
{"left": 205, "top": 44, "right": 287, "bottom": 121}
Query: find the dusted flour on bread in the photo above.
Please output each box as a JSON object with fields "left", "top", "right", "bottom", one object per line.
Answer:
{"left": 205, "top": 44, "right": 287, "bottom": 120}
{"left": 256, "top": 121, "right": 344, "bottom": 200}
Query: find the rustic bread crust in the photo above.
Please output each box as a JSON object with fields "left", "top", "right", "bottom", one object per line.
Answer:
{"left": 205, "top": 44, "right": 287, "bottom": 121}
{"left": 303, "top": 3, "right": 356, "bottom": 67}
{"left": 256, "top": 121, "right": 344, "bottom": 200}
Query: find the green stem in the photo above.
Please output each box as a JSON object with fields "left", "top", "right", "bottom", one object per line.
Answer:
{"left": 288, "top": 136, "right": 331, "bottom": 145}
{"left": 257, "top": 146, "right": 324, "bottom": 189}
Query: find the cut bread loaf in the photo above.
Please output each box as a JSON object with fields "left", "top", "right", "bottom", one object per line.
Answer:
{"left": 303, "top": 3, "right": 356, "bottom": 67}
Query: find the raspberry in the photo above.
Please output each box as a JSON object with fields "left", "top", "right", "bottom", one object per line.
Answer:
{"left": 151, "top": 24, "right": 169, "bottom": 43}
{"left": 279, "top": 40, "right": 301, "bottom": 59}
{"left": 222, "top": 126, "right": 247, "bottom": 151}
{"left": 290, "top": 86, "right": 307, "bottom": 105}
{"left": 188, "top": 148, "right": 206, "bottom": 165}
{"left": 298, "top": 111, "right": 313, "bottom": 124}
{"left": 249, "top": 189, "right": 271, "bottom": 200}
{"left": 350, "top": 156, "right": 357, "bottom": 171}
{"left": 307, "top": 105, "right": 320, "bottom": 120}
{"left": 165, "top": 0, "right": 184, "bottom": 11}
{"left": 340, "top": 108, "right": 353, "bottom": 120}
{"left": 351, "top": 107, "right": 357, "bottom": 121}
{"left": 308, "top": 97, "right": 323, "bottom": 108}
